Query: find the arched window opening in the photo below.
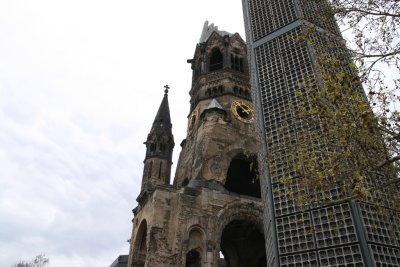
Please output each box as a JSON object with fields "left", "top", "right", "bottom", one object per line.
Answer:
{"left": 185, "top": 250, "right": 201, "bottom": 267}
{"left": 218, "top": 86, "right": 224, "bottom": 94}
{"left": 220, "top": 220, "right": 266, "bottom": 267}
{"left": 233, "top": 86, "right": 238, "bottom": 94}
{"left": 133, "top": 220, "right": 148, "bottom": 267}
{"left": 210, "top": 48, "right": 223, "bottom": 72}
{"left": 224, "top": 155, "right": 261, "bottom": 198}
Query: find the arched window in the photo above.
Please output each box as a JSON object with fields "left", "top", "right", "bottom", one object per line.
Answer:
{"left": 224, "top": 154, "right": 261, "bottom": 198}
{"left": 209, "top": 48, "right": 223, "bottom": 72}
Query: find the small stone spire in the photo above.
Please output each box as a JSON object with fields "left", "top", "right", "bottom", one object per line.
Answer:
{"left": 140, "top": 86, "right": 175, "bottom": 192}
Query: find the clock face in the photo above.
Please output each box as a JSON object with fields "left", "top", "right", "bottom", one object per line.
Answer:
{"left": 231, "top": 101, "right": 254, "bottom": 123}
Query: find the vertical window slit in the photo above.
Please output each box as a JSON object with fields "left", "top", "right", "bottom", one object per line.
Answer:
{"left": 158, "top": 162, "right": 163, "bottom": 180}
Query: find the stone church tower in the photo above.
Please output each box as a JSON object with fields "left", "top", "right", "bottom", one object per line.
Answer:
{"left": 127, "top": 22, "right": 266, "bottom": 267}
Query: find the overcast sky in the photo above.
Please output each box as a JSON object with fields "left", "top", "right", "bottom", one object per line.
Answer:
{"left": 0, "top": 1, "right": 245, "bottom": 266}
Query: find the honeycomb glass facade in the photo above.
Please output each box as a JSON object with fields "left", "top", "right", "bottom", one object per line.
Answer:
{"left": 242, "top": 0, "right": 400, "bottom": 266}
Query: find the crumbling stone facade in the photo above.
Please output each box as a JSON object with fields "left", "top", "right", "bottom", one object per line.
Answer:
{"left": 127, "top": 22, "right": 266, "bottom": 267}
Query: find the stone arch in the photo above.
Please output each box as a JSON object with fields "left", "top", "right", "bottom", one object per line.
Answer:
{"left": 188, "top": 226, "right": 206, "bottom": 252}
{"left": 132, "top": 219, "right": 148, "bottom": 267}
{"left": 215, "top": 201, "right": 264, "bottom": 243}
{"left": 215, "top": 202, "right": 266, "bottom": 267}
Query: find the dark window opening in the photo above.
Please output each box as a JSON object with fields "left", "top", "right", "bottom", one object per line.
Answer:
{"left": 207, "top": 86, "right": 224, "bottom": 98}
{"left": 133, "top": 220, "right": 148, "bottom": 267}
{"left": 185, "top": 250, "right": 201, "bottom": 267}
{"left": 159, "top": 143, "right": 166, "bottom": 153}
{"left": 221, "top": 220, "right": 266, "bottom": 267}
{"left": 139, "top": 230, "right": 147, "bottom": 252}
{"left": 149, "top": 143, "right": 156, "bottom": 153}
{"left": 182, "top": 178, "right": 189, "bottom": 187}
{"left": 210, "top": 49, "right": 223, "bottom": 72}
{"left": 231, "top": 54, "right": 244, "bottom": 72}
{"left": 224, "top": 155, "right": 261, "bottom": 198}
{"left": 158, "top": 162, "right": 162, "bottom": 180}
{"left": 147, "top": 161, "right": 153, "bottom": 179}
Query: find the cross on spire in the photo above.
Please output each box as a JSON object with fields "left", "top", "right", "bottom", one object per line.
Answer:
{"left": 164, "top": 85, "right": 170, "bottom": 94}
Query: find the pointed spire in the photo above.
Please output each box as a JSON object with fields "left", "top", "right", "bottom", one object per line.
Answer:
{"left": 150, "top": 85, "right": 172, "bottom": 135}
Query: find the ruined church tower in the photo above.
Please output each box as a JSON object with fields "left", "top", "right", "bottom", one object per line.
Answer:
{"left": 127, "top": 22, "right": 267, "bottom": 267}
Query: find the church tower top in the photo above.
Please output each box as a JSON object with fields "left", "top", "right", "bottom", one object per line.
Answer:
{"left": 199, "top": 21, "right": 233, "bottom": 43}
